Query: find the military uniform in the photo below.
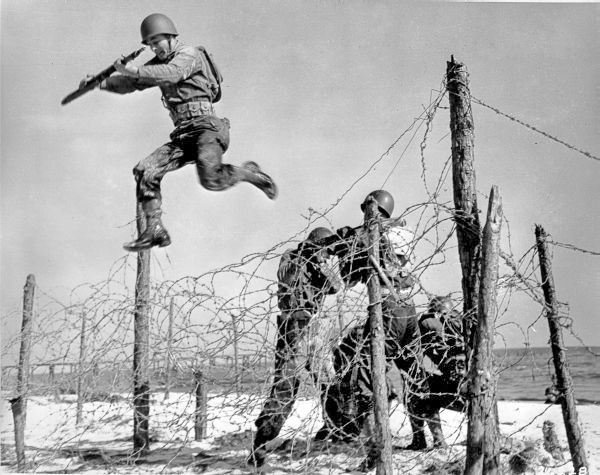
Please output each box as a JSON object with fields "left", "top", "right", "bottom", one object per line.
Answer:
{"left": 100, "top": 28, "right": 276, "bottom": 251}
{"left": 418, "top": 300, "right": 464, "bottom": 368}
{"left": 250, "top": 242, "right": 341, "bottom": 466}
{"left": 316, "top": 222, "right": 424, "bottom": 442}
{"left": 103, "top": 41, "right": 260, "bottom": 205}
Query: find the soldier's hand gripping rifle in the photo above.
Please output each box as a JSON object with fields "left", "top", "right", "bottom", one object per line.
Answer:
{"left": 60, "top": 47, "right": 145, "bottom": 106}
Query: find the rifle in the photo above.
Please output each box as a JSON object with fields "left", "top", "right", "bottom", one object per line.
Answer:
{"left": 60, "top": 47, "right": 146, "bottom": 106}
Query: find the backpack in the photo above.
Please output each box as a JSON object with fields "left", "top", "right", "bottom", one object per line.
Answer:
{"left": 196, "top": 45, "right": 223, "bottom": 103}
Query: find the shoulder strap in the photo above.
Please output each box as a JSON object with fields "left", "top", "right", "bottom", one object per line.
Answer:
{"left": 196, "top": 45, "right": 223, "bottom": 102}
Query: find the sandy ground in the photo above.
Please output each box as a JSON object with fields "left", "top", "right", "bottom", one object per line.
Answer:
{"left": 1, "top": 392, "right": 598, "bottom": 474}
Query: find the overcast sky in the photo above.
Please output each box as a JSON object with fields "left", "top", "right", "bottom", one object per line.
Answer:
{"left": 1, "top": 0, "right": 599, "bottom": 356}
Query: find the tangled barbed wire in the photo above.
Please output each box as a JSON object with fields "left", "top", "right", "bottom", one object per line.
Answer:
{"left": 1, "top": 83, "right": 598, "bottom": 473}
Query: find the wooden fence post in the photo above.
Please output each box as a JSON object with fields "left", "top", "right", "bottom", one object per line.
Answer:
{"left": 76, "top": 309, "right": 88, "bottom": 425}
{"left": 364, "top": 197, "right": 392, "bottom": 474}
{"left": 164, "top": 297, "right": 174, "bottom": 400}
{"left": 10, "top": 274, "right": 35, "bottom": 472}
{"left": 133, "top": 202, "right": 151, "bottom": 454}
{"left": 464, "top": 186, "right": 502, "bottom": 475}
{"left": 447, "top": 56, "right": 482, "bottom": 354}
{"left": 194, "top": 370, "right": 208, "bottom": 440}
{"left": 535, "top": 225, "right": 588, "bottom": 473}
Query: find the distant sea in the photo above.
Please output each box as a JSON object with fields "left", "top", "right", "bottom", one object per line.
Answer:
{"left": 494, "top": 346, "right": 599, "bottom": 405}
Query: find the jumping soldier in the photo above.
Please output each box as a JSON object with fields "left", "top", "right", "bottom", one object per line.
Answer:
{"left": 248, "top": 227, "right": 341, "bottom": 468}
{"left": 82, "top": 13, "right": 277, "bottom": 251}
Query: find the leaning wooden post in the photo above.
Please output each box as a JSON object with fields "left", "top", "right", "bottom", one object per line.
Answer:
{"left": 194, "top": 370, "right": 208, "bottom": 440}
{"left": 535, "top": 225, "right": 588, "bottom": 473}
{"left": 464, "top": 186, "right": 502, "bottom": 475}
{"left": 10, "top": 274, "right": 35, "bottom": 472}
{"left": 164, "top": 297, "right": 174, "bottom": 400}
{"left": 133, "top": 202, "right": 151, "bottom": 454}
{"left": 447, "top": 56, "right": 482, "bottom": 355}
{"left": 364, "top": 197, "right": 392, "bottom": 474}
{"left": 76, "top": 309, "right": 88, "bottom": 425}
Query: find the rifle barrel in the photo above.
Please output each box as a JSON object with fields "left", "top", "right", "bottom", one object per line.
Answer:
{"left": 60, "top": 47, "right": 145, "bottom": 106}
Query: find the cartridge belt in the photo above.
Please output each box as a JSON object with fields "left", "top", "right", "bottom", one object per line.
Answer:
{"left": 170, "top": 99, "right": 214, "bottom": 124}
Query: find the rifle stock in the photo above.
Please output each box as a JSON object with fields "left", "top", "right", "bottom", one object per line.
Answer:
{"left": 61, "top": 47, "right": 146, "bottom": 106}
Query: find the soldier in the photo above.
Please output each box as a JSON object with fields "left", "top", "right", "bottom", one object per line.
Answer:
{"left": 418, "top": 295, "right": 464, "bottom": 368}
{"left": 248, "top": 227, "right": 341, "bottom": 468}
{"left": 315, "top": 191, "right": 422, "bottom": 440}
{"left": 318, "top": 190, "right": 463, "bottom": 470}
{"left": 83, "top": 13, "right": 277, "bottom": 251}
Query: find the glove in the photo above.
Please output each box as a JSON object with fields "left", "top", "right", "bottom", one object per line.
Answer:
{"left": 114, "top": 58, "right": 139, "bottom": 77}
{"left": 79, "top": 74, "right": 96, "bottom": 89}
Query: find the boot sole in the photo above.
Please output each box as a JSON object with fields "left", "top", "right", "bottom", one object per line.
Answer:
{"left": 123, "top": 238, "right": 171, "bottom": 252}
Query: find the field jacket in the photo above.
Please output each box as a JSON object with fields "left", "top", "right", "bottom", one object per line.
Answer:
{"left": 102, "top": 41, "right": 217, "bottom": 124}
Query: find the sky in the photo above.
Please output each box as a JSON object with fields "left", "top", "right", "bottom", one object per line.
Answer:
{"left": 1, "top": 1, "right": 599, "bottom": 358}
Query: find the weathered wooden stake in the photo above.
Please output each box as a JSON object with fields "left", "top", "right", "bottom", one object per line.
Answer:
{"left": 464, "top": 186, "right": 502, "bottom": 475}
{"left": 76, "top": 310, "right": 88, "bottom": 425}
{"left": 133, "top": 202, "right": 151, "bottom": 454}
{"left": 535, "top": 225, "right": 588, "bottom": 473}
{"left": 10, "top": 274, "right": 35, "bottom": 472}
{"left": 194, "top": 370, "right": 208, "bottom": 440}
{"left": 447, "top": 56, "right": 482, "bottom": 354}
{"left": 364, "top": 197, "right": 392, "bottom": 474}
{"left": 164, "top": 297, "right": 174, "bottom": 400}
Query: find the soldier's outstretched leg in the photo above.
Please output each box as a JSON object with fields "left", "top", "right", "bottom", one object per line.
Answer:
{"left": 239, "top": 161, "right": 278, "bottom": 200}
{"left": 194, "top": 137, "right": 278, "bottom": 200}
{"left": 123, "top": 198, "right": 171, "bottom": 252}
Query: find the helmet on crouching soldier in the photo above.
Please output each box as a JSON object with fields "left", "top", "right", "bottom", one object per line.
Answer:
{"left": 140, "top": 13, "right": 178, "bottom": 44}
{"left": 360, "top": 190, "right": 394, "bottom": 218}
{"left": 429, "top": 295, "right": 455, "bottom": 315}
{"left": 307, "top": 227, "right": 334, "bottom": 243}
{"left": 304, "top": 227, "right": 336, "bottom": 261}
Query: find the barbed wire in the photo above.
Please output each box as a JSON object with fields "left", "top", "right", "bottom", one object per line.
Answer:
{"left": 471, "top": 95, "right": 600, "bottom": 162}
{"left": 2, "top": 84, "right": 598, "bottom": 474}
{"left": 548, "top": 240, "right": 600, "bottom": 256}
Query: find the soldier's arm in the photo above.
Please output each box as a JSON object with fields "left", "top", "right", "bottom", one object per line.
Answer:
{"left": 136, "top": 45, "right": 202, "bottom": 85}
{"left": 99, "top": 75, "right": 153, "bottom": 94}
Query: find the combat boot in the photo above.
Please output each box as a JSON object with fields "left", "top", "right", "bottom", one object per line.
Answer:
{"left": 123, "top": 218, "right": 171, "bottom": 252}
{"left": 240, "top": 161, "right": 278, "bottom": 200}
{"left": 123, "top": 200, "right": 171, "bottom": 252}
{"left": 246, "top": 445, "right": 266, "bottom": 468}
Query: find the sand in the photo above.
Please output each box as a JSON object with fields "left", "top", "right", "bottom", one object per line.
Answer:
{"left": 1, "top": 392, "right": 598, "bottom": 474}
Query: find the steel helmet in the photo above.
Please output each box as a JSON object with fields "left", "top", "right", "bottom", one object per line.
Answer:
{"left": 361, "top": 190, "right": 394, "bottom": 218}
{"left": 307, "top": 227, "right": 334, "bottom": 243}
{"left": 140, "top": 13, "right": 178, "bottom": 44}
{"left": 429, "top": 295, "right": 454, "bottom": 314}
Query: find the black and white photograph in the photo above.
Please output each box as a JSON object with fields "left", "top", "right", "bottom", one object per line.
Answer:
{"left": 1, "top": 1, "right": 598, "bottom": 473}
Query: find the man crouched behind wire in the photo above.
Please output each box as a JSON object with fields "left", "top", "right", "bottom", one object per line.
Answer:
{"left": 248, "top": 227, "right": 341, "bottom": 468}
{"left": 313, "top": 190, "right": 435, "bottom": 468}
